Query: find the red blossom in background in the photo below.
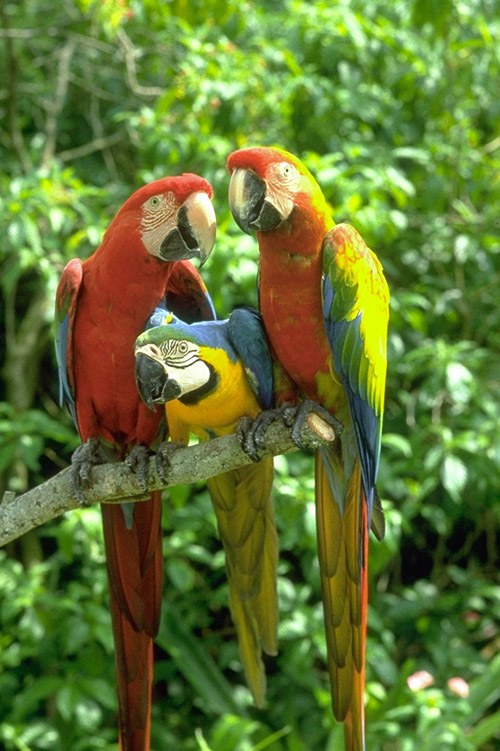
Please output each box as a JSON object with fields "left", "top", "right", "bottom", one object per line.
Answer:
{"left": 407, "top": 670, "right": 435, "bottom": 691}
{"left": 447, "top": 677, "right": 470, "bottom": 698}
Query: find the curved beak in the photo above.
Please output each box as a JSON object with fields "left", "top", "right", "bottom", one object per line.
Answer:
{"left": 135, "top": 348, "right": 181, "bottom": 409}
{"left": 159, "top": 191, "right": 216, "bottom": 266}
{"left": 228, "top": 168, "right": 282, "bottom": 234}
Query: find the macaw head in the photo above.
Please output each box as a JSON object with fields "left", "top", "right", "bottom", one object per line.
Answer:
{"left": 227, "top": 146, "right": 331, "bottom": 240}
{"left": 134, "top": 318, "right": 218, "bottom": 409}
{"left": 105, "top": 174, "right": 216, "bottom": 265}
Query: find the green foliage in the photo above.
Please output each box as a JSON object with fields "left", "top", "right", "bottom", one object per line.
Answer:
{"left": 1, "top": 0, "right": 499, "bottom": 749}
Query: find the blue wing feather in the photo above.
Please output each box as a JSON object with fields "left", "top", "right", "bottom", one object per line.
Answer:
{"left": 55, "top": 313, "right": 78, "bottom": 427}
{"left": 227, "top": 308, "right": 274, "bottom": 411}
{"left": 54, "top": 259, "right": 83, "bottom": 431}
{"left": 322, "top": 275, "right": 380, "bottom": 514}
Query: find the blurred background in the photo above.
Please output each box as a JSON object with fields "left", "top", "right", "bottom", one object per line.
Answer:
{"left": 1, "top": 1, "right": 499, "bottom": 749}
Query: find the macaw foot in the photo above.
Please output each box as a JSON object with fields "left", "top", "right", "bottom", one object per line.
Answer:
{"left": 155, "top": 441, "right": 184, "bottom": 484}
{"left": 125, "top": 444, "right": 152, "bottom": 492}
{"left": 71, "top": 437, "right": 109, "bottom": 505}
{"left": 283, "top": 399, "right": 343, "bottom": 449}
{"left": 237, "top": 401, "right": 343, "bottom": 462}
{"left": 237, "top": 415, "right": 264, "bottom": 462}
{"left": 237, "top": 404, "right": 297, "bottom": 462}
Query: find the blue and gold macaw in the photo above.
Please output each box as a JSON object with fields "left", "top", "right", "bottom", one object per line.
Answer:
{"left": 134, "top": 308, "right": 278, "bottom": 706}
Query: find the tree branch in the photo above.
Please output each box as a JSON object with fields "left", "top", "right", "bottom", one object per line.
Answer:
{"left": 0, "top": 409, "right": 337, "bottom": 548}
{"left": 0, "top": 0, "right": 32, "bottom": 173}
{"left": 57, "top": 131, "right": 125, "bottom": 163}
{"left": 116, "top": 28, "right": 165, "bottom": 97}
{"left": 40, "top": 39, "right": 76, "bottom": 170}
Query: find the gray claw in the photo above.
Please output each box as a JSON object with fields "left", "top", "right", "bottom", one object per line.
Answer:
{"left": 71, "top": 438, "right": 107, "bottom": 505}
{"left": 155, "top": 441, "right": 183, "bottom": 484}
{"left": 236, "top": 416, "right": 262, "bottom": 462}
{"left": 237, "top": 406, "right": 299, "bottom": 462}
{"left": 125, "top": 444, "right": 151, "bottom": 491}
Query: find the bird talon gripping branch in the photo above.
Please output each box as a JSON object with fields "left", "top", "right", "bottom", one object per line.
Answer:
{"left": 236, "top": 410, "right": 277, "bottom": 461}
{"left": 71, "top": 437, "right": 108, "bottom": 505}
{"left": 154, "top": 440, "right": 183, "bottom": 484}
{"left": 283, "top": 399, "right": 344, "bottom": 450}
{"left": 125, "top": 444, "right": 151, "bottom": 492}
{"left": 235, "top": 415, "right": 262, "bottom": 462}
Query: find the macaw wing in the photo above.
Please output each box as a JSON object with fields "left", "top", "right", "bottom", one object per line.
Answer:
{"left": 54, "top": 258, "right": 83, "bottom": 429}
{"left": 227, "top": 307, "right": 274, "bottom": 410}
{"left": 322, "top": 224, "right": 389, "bottom": 532}
{"left": 165, "top": 259, "right": 216, "bottom": 322}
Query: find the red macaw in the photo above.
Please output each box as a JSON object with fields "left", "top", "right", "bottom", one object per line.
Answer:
{"left": 55, "top": 175, "right": 216, "bottom": 751}
{"left": 227, "top": 146, "right": 389, "bottom": 751}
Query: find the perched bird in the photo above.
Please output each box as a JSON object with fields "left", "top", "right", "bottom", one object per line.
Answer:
{"left": 227, "top": 146, "right": 389, "bottom": 751}
{"left": 134, "top": 307, "right": 278, "bottom": 707}
{"left": 54, "top": 175, "right": 216, "bottom": 751}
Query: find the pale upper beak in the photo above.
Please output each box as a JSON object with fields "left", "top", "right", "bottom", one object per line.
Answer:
{"left": 159, "top": 191, "right": 216, "bottom": 265}
{"left": 228, "top": 168, "right": 283, "bottom": 234}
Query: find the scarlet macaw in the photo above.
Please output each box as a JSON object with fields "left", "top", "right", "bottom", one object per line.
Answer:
{"left": 227, "top": 147, "right": 389, "bottom": 751}
{"left": 134, "top": 307, "right": 278, "bottom": 707}
{"left": 55, "top": 175, "right": 216, "bottom": 751}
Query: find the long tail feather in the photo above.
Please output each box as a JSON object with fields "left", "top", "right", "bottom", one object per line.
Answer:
{"left": 101, "top": 491, "right": 163, "bottom": 751}
{"left": 315, "top": 449, "right": 368, "bottom": 751}
{"left": 207, "top": 456, "right": 278, "bottom": 707}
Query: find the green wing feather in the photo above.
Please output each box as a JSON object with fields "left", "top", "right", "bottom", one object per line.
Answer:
{"left": 322, "top": 223, "right": 389, "bottom": 526}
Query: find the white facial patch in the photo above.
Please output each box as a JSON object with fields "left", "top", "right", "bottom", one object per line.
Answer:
{"left": 158, "top": 339, "right": 211, "bottom": 396}
{"left": 265, "top": 161, "right": 302, "bottom": 219}
{"left": 140, "top": 192, "right": 178, "bottom": 257}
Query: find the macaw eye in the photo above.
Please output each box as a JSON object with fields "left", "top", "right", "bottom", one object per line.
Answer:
{"left": 147, "top": 195, "right": 162, "bottom": 209}
{"left": 178, "top": 341, "right": 189, "bottom": 354}
{"left": 278, "top": 162, "right": 295, "bottom": 179}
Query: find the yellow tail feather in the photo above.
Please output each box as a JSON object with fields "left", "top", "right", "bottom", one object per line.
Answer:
{"left": 315, "top": 450, "right": 367, "bottom": 749}
{"left": 207, "top": 456, "right": 278, "bottom": 706}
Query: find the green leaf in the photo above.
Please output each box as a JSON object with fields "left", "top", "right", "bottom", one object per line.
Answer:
{"left": 468, "top": 654, "right": 500, "bottom": 722}
{"left": 441, "top": 455, "right": 468, "bottom": 502}
{"left": 467, "top": 710, "right": 500, "bottom": 749}
{"left": 166, "top": 558, "right": 196, "bottom": 592}
{"left": 382, "top": 433, "right": 412, "bottom": 458}
{"left": 446, "top": 362, "right": 474, "bottom": 405}
{"left": 157, "top": 610, "right": 239, "bottom": 716}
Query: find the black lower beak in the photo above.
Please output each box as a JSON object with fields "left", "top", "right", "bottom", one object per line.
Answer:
{"left": 159, "top": 228, "right": 198, "bottom": 262}
{"left": 229, "top": 169, "right": 282, "bottom": 234}
{"left": 135, "top": 353, "right": 181, "bottom": 409}
{"left": 159, "top": 204, "right": 206, "bottom": 264}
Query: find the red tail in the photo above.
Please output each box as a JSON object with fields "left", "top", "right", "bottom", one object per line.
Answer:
{"left": 101, "top": 491, "right": 163, "bottom": 751}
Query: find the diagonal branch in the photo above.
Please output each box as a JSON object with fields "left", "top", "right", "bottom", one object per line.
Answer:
{"left": 116, "top": 27, "right": 165, "bottom": 97}
{"left": 40, "top": 38, "right": 76, "bottom": 169}
{"left": 0, "top": 409, "right": 337, "bottom": 548}
{"left": 0, "top": 1, "right": 32, "bottom": 173}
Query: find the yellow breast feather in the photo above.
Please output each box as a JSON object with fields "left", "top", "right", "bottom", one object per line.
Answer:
{"left": 166, "top": 346, "right": 261, "bottom": 441}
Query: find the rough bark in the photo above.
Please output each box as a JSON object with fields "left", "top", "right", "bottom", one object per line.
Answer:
{"left": 0, "top": 409, "right": 337, "bottom": 547}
